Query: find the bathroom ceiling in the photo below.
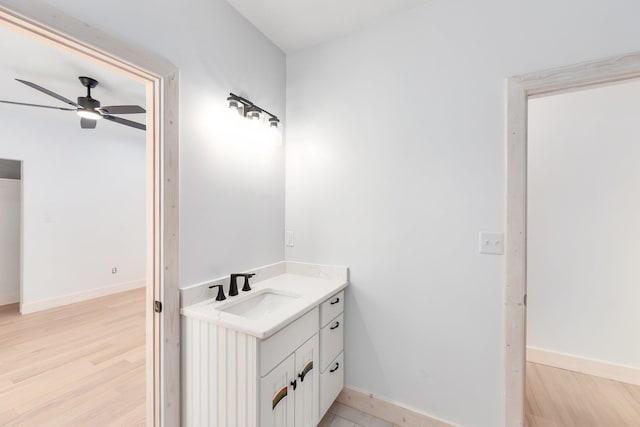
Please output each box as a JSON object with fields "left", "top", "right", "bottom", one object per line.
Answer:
{"left": 0, "top": 25, "right": 145, "bottom": 134}
{"left": 225, "top": 0, "right": 427, "bottom": 52}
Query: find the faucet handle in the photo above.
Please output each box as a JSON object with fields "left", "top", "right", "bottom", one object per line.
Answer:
{"left": 242, "top": 273, "right": 256, "bottom": 292}
{"left": 209, "top": 284, "right": 226, "bottom": 301}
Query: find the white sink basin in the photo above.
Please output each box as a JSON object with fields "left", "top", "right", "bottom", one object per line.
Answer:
{"left": 219, "top": 290, "right": 299, "bottom": 319}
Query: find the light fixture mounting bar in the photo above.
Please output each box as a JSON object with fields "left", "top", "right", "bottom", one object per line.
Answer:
{"left": 228, "top": 92, "right": 279, "bottom": 122}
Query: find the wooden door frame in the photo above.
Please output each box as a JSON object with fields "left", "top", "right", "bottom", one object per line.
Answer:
{"left": 0, "top": 2, "right": 180, "bottom": 426}
{"left": 505, "top": 51, "right": 640, "bottom": 426}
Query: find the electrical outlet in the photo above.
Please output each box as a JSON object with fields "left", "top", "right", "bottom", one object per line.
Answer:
{"left": 285, "top": 230, "right": 295, "bottom": 247}
{"left": 112, "top": 267, "right": 118, "bottom": 274}
{"left": 479, "top": 232, "right": 504, "bottom": 255}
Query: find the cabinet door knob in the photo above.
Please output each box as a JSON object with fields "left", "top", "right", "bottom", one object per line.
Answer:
{"left": 330, "top": 297, "right": 340, "bottom": 305}
{"left": 290, "top": 379, "right": 297, "bottom": 391}
{"left": 330, "top": 362, "right": 340, "bottom": 373}
{"left": 330, "top": 321, "right": 340, "bottom": 330}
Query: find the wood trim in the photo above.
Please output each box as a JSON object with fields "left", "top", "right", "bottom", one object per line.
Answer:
{"left": 514, "top": 52, "right": 640, "bottom": 97}
{"left": 336, "top": 386, "right": 456, "bottom": 427}
{"left": 159, "top": 60, "right": 181, "bottom": 427}
{"left": 0, "top": 2, "right": 180, "bottom": 426}
{"left": 527, "top": 347, "right": 640, "bottom": 386}
{"left": 504, "top": 77, "right": 527, "bottom": 427}
{"left": 504, "top": 50, "right": 640, "bottom": 427}
{"left": 20, "top": 280, "right": 146, "bottom": 314}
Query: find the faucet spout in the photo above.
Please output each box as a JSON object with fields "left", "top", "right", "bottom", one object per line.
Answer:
{"left": 229, "top": 273, "right": 256, "bottom": 296}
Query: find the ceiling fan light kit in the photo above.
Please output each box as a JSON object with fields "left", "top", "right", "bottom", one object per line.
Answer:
{"left": 227, "top": 92, "right": 280, "bottom": 129}
{"left": 0, "top": 76, "right": 147, "bottom": 131}
{"left": 77, "top": 109, "right": 102, "bottom": 120}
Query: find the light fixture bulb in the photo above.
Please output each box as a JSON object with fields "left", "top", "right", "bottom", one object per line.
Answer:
{"left": 247, "top": 109, "right": 261, "bottom": 121}
{"left": 228, "top": 98, "right": 243, "bottom": 113}
{"left": 269, "top": 118, "right": 279, "bottom": 129}
{"left": 77, "top": 109, "right": 102, "bottom": 120}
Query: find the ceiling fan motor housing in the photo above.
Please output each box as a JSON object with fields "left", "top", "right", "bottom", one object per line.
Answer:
{"left": 77, "top": 96, "right": 100, "bottom": 110}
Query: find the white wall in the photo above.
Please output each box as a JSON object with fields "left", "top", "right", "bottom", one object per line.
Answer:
{"left": 44, "top": 0, "right": 287, "bottom": 288}
{"left": 0, "top": 178, "right": 20, "bottom": 305}
{"left": 0, "top": 108, "right": 146, "bottom": 306}
{"left": 527, "top": 81, "right": 640, "bottom": 369}
{"left": 285, "top": 1, "right": 640, "bottom": 425}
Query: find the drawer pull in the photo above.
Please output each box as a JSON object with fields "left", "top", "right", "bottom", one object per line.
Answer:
{"left": 330, "top": 362, "right": 340, "bottom": 373}
{"left": 330, "top": 297, "right": 340, "bottom": 305}
{"left": 330, "top": 321, "right": 340, "bottom": 330}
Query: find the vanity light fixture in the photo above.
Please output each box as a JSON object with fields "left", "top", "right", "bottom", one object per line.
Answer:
{"left": 227, "top": 93, "right": 279, "bottom": 129}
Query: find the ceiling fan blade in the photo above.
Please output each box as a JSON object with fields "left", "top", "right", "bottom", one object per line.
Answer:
{"left": 81, "top": 118, "right": 97, "bottom": 129}
{"left": 99, "top": 105, "right": 146, "bottom": 115}
{"left": 103, "top": 114, "right": 146, "bottom": 131}
{"left": 15, "top": 78, "right": 79, "bottom": 107}
{"left": 0, "top": 99, "right": 76, "bottom": 111}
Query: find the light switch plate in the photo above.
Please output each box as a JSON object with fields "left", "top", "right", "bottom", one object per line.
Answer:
{"left": 285, "top": 230, "right": 295, "bottom": 247}
{"left": 479, "top": 232, "right": 504, "bottom": 255}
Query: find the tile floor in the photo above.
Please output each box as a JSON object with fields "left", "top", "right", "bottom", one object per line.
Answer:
{"left": 319, "top": 402, "right": 397, "bottom": 427}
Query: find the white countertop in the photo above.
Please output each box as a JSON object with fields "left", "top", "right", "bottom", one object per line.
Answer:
{"left": 180, "top": 272, "right": 348, "bottom": 339}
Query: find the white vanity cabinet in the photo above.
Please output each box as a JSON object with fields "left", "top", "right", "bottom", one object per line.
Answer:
{"left": 182, "top": 291, "right": 344, "bottom": 427}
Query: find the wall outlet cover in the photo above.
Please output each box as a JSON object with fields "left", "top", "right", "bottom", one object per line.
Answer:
{"left": 479, "top": 232, "right": 504, "bottom": 255}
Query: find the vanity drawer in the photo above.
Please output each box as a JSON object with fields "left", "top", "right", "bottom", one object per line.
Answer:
{"left": 320, "top": 291, "right": 344, "bottom": 327}
{"left": 320, "top": 351, "right": 344, "bottom": 416}
{"left": 260, "top": 307, "right": 319, "bottom": 377}
{"left": 320, "top": 313, "right": 343, "bottom": 372}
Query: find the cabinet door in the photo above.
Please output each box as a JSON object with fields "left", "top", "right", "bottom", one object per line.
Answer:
{"left": 294, "top": 334, "right": 320, "bottom": 427}
{"left": 260, "top": 354, "right": 296, "bottom": 427}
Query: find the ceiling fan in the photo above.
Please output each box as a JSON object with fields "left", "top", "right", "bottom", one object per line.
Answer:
{"left": 0, "top": 76, "right": 146, "bottom": 131}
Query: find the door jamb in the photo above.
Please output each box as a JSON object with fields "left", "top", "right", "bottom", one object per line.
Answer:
{"left": 505, "top": 51, "right": 640, "bottom": 426}
{"left": 0, "top": 2, "right": 180, "bottom": 426}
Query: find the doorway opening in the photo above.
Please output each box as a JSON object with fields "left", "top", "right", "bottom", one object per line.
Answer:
{"left": 0, "top": 23, "right": 149, "bottom": 421}
{"left": 525, "top": 80, "right": 640, "bottom": 425}
{"left": 0, "top": 3, "right": 179, "bottom": 425}
{"left": 0, "top": 158, "right": 21, "bottom": 308}
{"left": 505, "top": 52, "right": 640, "bottom": 426}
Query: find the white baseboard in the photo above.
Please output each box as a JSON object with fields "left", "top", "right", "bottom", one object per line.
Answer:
{"left": 336, "top": 385, "right": 456, "bottom": 427}
{"left": 527, "top": 346, "right": 640, "bottom": 386}
{"left": 0, "top": 291, "right": 19, "bottom": 306}
{"left": 20, "top": 280, "right": 146, "bottom": 314}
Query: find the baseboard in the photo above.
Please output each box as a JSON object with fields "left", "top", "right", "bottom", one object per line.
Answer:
{"left": 21, "top": 280, "right": 146, "bottom": 314}
{"left": 336, "top": 386, "right": 456, "bottom": 427}
{"left": 527, "top": 346, "right": 640, "bottom": 386}
{"left": 0, "top": 291, "right": 19, "bottom": 306}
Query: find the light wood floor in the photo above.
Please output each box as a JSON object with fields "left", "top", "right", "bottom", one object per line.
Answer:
{"left": 0, "top": 288, "right": 146, "bottom": 426}
{"left": 320, "top": 402, "right": 396, "bottom": 427}
{"left": 526, "top": 361, "right": 640, "bottom": 427}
